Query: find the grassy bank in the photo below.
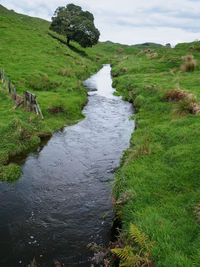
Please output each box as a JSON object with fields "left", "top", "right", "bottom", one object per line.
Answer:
{"left": 111, "top": 42, "right": 200, "bottom": 266}
{"left": 0, "top": 5, "right": 126, "bottom": 181}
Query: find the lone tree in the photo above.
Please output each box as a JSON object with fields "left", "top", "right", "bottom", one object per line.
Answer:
{"left": 50, "top": 4, "right": 100, "bottom": 48}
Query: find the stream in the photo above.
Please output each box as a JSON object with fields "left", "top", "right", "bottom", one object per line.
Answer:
{"left": 0, "top": 65, "right": 134, "bottom": 266}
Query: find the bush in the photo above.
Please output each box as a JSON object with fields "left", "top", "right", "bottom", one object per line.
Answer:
{"left": 165, "top": 89, "right": 200, "bottom": 116}
{"left": 181, "top": 55, "right": 196, "bottom": 72}
{"left": 0, "top": 164, "right": 22, "bottom": 182}
{"left": 0, "top": 151, "right": 9, "bottom": 165}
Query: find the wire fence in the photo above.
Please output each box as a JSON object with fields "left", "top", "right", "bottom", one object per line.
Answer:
{"left": 0, "top": 69, "right": 43, "bottom": 120}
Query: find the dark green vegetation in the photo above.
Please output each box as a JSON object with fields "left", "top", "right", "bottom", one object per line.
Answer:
{"left": 111, "top": 41, "right": 200, "bottom": 266}
{"left": 0, "top": 5, "right": 118, "bottom": 181}
{"left": 50, "top": 4, "right": 100, "bottom": 47}
{"left": 132, "top": 42, "right": 163, "bottom": 49}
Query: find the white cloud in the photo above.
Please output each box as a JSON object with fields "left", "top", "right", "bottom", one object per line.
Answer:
{"left": 1, "top": 0, "right": 200, "bottom": 45}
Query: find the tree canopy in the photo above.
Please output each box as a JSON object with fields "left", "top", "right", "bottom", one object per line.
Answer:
{"left": 50, "top": 4, "right": 100, "bottom": 48}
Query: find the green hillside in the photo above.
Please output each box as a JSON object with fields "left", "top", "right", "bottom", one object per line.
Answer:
{"left": 0, "top": 5, "right": 124, "bottom": 181}
{"left": 132, "top": 42, "right": 163, "bottom": 49}
{"left": 110, "top": 42, "right": 200, "bottom": 266}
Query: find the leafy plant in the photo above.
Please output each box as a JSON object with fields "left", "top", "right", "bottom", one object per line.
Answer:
{"left": 111, "top": 223, "right": 155, "bottom": 267}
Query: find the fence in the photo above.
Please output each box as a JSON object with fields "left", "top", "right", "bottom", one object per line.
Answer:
{"left": 0, "top": 69, "right": 43, "bottom": 120}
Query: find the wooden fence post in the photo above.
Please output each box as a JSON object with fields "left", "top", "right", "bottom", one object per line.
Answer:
{"left": 35, "top": 99, "right": 44, "bottom": 120}
{"left": 29, "top": 93, "right": 32, "bottom": 111}
{"left": 23, "top": 91, "right": 27, "bottom": 107}
{"left": 8, "top": 80, "right": 11, "bottom": 94}
{"left": 13, "top": 87, "right": 16, "bottom": 100}
{"left": 3, "top": 70, "right": 5, "bottom": 83}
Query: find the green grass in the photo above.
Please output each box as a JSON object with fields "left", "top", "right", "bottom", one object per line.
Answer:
{"left": 111, "top": 41, "right": 200, "bottom": 266}
{"left": 1, "top": 5, "right": 200, "bottom": 266}
{"left": 0, "top": 5, "right": 126, "bottom": 181}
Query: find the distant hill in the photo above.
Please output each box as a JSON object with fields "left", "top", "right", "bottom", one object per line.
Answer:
{"left": 103, "top": 40, "right": 163, "bottom": 49}
{"left": 0, "top": 4, "right": 50, "bottom": 30}
{"left": 132, "top": 42, "right": 163, "bottom": 49}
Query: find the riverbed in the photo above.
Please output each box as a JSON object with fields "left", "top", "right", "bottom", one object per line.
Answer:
{"left": 0, "top": 65, "right": 134, "bottom": 266}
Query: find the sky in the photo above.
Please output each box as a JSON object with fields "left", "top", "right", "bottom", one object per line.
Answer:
{"left": 1, "top": 0, "right": 199, "bottom": 46}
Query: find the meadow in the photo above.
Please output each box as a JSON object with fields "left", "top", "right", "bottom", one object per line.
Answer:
{"left": 0, "top": 5, "right": 122, "bottom": 180}
{"left": 111, "top": 41, "right": 200, "bottom": 266}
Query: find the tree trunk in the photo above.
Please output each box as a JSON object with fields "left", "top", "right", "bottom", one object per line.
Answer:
{"left": 67, "top": 37, "right": 70, "bottom": 46}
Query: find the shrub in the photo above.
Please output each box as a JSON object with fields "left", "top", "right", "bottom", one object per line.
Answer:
{"left": 165, "top": 89, "right": 188, "bottom": 102}
{"left": 0, "top": 164, "right": 22, "bottom": 182}
{"left": 181, "top": 55, "right": 196, "bottom": 72}
{"left": 165, "top": 89, "right": 200, "bottom": 116}
{"left": 0, "top": 151, "right": 9, "bottom": 165}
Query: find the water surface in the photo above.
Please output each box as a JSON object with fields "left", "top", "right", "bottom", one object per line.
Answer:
{"left": 0, "top": 65, "right": 134, "bottom": 266}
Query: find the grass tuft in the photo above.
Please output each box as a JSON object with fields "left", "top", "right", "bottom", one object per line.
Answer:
{"left": 181, "top": 54, "right": 196, "bottom": 72}
{"left": 0, "top": 164, "right": 22, "bottom": 182}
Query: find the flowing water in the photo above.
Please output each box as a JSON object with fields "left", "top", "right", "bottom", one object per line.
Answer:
{"left": 0, "top": 65, "right": 134, "bottom": 266}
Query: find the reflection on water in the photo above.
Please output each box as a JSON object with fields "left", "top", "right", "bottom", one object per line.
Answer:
{"left": 0, "top": 65, "right": 134, "bottom": 266}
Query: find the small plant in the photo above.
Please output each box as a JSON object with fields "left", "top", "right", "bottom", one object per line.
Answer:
{"left": 111, "top": 223, "right": 155, "bottom": 267}
{"left": 0, "top": 164, "right": 22, "bottom": 182}
{"left": 181, "top": 54, "right": 196, "bottom": 72}
{"left": 89, "top": 224, "right": 155, "bottom": 267}
{"left": 165, "top": 89, "right": 200, "bottom": 116}
{"left": 165, "top": 89, "right": 187, "bottom": 102}
{"left": 113, "top": 190, "right": 133, "bottom": 206}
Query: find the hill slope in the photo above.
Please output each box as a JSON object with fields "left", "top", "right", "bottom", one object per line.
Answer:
{"left": 110, "top": 41, "right": 200, "bottom": 266}
{"left": 0, "top": 5, "right": 125, "bottom": 180}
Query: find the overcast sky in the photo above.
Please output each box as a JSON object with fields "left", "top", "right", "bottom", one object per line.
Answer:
{"left": 1, "top": 0, "right": 199, "bottom": 46}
